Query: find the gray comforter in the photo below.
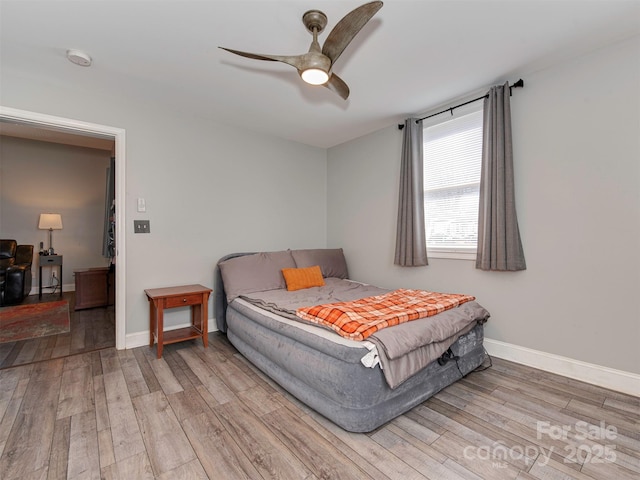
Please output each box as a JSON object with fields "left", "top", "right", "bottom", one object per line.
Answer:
{"left": 239, "top": 278, "right": 490, "bottom": 388}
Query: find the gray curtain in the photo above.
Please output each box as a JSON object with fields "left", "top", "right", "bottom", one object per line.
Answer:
{"left": 102, "top": 157, "right": 115, "bottom": 259}
{"left": 476, "top": 83, "right": 526, "bottom": 271}
{"left": 394, "top": 118, "right": 428, "bottom": 266}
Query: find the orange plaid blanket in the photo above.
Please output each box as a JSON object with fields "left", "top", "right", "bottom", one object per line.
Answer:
{"left": 296, "top": 289, "right": 475, "bottom": 341}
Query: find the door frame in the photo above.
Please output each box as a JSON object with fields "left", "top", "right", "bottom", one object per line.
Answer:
{"left": 0, "top": 106, "right": 127, "bottom": 349}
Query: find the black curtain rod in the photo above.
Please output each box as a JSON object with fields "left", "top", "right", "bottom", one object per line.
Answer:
{"left": 398, "top": 79, "right": 524, "bottom": 130}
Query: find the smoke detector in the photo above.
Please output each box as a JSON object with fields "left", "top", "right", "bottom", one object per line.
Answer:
{"left": 66, "top": 49, "right": 92, "bottom": 67}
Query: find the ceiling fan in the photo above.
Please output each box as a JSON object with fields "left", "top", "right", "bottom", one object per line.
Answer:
{"left": 219, "top": 1, "right": 383, "bottom": 100}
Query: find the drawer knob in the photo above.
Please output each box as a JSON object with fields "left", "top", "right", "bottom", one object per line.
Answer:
{"left": 183, "top": 298, "right": 187, "bottom": 302}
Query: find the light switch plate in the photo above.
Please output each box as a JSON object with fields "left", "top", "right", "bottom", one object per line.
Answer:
{"left": 134, "top": 220, "right": 150, "bottom": 233}
{"left": 137, "top": 197, "right": 146, "bottom": 212}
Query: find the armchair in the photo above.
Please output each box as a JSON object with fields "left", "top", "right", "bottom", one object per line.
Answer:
{"left": 0, "top": 239, "right": 34, "bottom": 306}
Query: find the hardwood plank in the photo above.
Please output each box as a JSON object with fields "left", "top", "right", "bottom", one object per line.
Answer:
{"left": 385, "top": 420, "right": 448, "bottom": 462}
{"left": 113, "top": 451, "right": 155, "bottom": 480}
{"left": 603, "top": 396, "right": 640, "bottom": 417}
{"left": 0, "top": 362, "right": 62, "bottom": 478}
{"left": 97, "top": 427, "right": 116, "bottom": 470}
{"left": 198, "top": 346, "right": 257, "bottom": 393}
{"left": 69, "top": 316, "right": 86, "bottom": 352}
{"left": 118, "top": 348, "right": 151, "bottom": 398}
{"left": 50, "top": 332, "right": 71, "bottom": 359}
{"left": 474, "top": 369, "right": 572, "bottom": 409}
{"left": 132, "top": 347, "right": 162, "bottom": 394}
{"left": 156, "top": 458, "right": 208, "bottom": 480}
{"left": 0, "top": 381, "right": 27, "bottom": 457}
{"left": 132, "top": 390, "right": 196, "bottom": 476}
{"left": 441, "top": 386, "right": 581, "bottom": 465}
{"left": 581, "top": 456, "right": 640, "bottom": 480}
{"left": 178, "top": 348, "right": 237, "bottom": 404}
{"left": 262, "top": 406, "right": 369, "bottom": 479}
{"left": 417, "top": 401, "right": 535, "bottom": 470}
{"left": 304, "top": 408, "right": 421, "bottom": 480}
{"left": 67, "top": 410, "right": 100, "bottom": 480}
{"left": 370, "top": 427, "right": 470, "bottom": 480}
{"left": 0, "top": 368, "right": 21, "bottom": 420}
{"left": 146, "top": 356, "right": 184, "bottom": 395}
{"left": 213, "top": 400, "right": 314, "bottom": 479}
{"left": 32, "top": 335, "right": 57, "bottom": 363}
{"left": 488, "top": 359, "right": 608, "bottom": 406}
{"left": 102, "top": 368, "right": 146, "bottom": 462}
{"left": 56, "top": 364, "right": 94, "bottom": 419}
{"left": 0, "top": 342, "right": 24, "bottom": 369}
{"left": 164, "top": 346, "right": 203, "bottom": 388}
{"left": 100, "top": 462, "right": 119, "bottom": 480}
{"left": 12, "top": 338, "right": 39, "bottom": 365}
{"left": 528, "top": 456, "right": 609, "bottom": 480}
{"left": 0, "top": 341, "right": 14, "bottom": 365}
{"left": 237, "top": 384, "right": 283, "bottom": 416}
{"left": 63, "top": 351, "right": 93, "bottom": 371}
{"left": 158, "top": 348, "right": 196, "bottom": 390}
{"left": 90, "top": 350, "right": 103, "bottom": 377}
{"left": 431, "top": 430, "right": 521, "bottom": 480}
{"left": 47, "top": 417, "right": 70, "bottom": 480}
{"left": 565, "top": 397, "right": 640, "bottom": 435}
{"left": 93, "top": 374, "right": 110, "bottom": 432}
{"left": 165, "top": 388, "right": 211, "bottom": 423}
{"left": 182, "top": 410, "right": 262, "bottom": 479}
{"left": 99, "top": 348, "right": 120, "bottom": 374}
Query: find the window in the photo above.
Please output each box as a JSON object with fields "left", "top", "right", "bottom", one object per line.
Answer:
{"left": 423, "top": 104, "right": 483, "bottom": 260}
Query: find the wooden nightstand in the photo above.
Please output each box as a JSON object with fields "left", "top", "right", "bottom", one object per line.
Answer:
{"left": 39, "top": 254, "right": 63, "bottom": 299}
{"left": 144, "top": 284, "right": 212, "bottom": 358}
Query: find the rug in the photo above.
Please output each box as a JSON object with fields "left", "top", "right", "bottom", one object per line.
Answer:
{"left": 0, "top": 300, "right": 70, "bottom": 343}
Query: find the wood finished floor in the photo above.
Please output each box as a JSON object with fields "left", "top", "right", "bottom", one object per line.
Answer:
{"left": 0, "top": 334, "right": 638, "bottom": 480}
{"left": 0, "top": 292, "right": 115, "bottom": 369}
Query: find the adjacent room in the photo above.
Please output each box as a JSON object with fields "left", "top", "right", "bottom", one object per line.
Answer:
{"left": 0, "top": 1, "right": 638, "bottom": 479}
{"left": 0, "top": 129, "right": 116, "bottom": 367}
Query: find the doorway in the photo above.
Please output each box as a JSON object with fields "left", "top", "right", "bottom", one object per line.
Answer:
{"left": 0, "top": 106, "right": 126, "bottom": 350}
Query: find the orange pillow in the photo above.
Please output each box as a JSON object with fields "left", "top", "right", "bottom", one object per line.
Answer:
{"left": 282, "top": 265, "right": 325, "bottom": 291}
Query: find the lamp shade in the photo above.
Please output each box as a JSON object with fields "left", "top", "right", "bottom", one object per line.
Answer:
{"left": 38, "top": 213, "right": 63, "bottom": 230}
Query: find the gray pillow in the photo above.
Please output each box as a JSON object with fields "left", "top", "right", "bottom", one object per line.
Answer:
{"left": 291, "top": 248, "right": 349, "bottom": 279}
{"left": 219, "top": 250, "right": 296, "bottom": 302}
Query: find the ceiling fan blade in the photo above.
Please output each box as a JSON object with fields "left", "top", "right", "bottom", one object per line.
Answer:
{"left": 324, "top": 74, "right": 350, "bottom": 100}
{"left": 322, "top": 1, "right": 383, "bottom": 65}
{"left": 219, "top": 47, "right": 305, "bottom": 70}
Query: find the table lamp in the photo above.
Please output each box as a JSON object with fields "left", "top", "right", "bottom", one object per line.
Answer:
{"left": 38, "top": 213, "right": 63, "bottom": 255}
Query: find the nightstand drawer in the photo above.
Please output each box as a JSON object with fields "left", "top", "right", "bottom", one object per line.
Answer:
{"left": 40, "top": 255, "right": 62, "bottom": 266}
{"left": 164, "top": 293, "right": 203, "bottom": 308}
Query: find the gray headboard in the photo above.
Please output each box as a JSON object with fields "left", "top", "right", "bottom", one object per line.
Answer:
{"left": 214, "top": 252, "right": 255, "bottom": 332}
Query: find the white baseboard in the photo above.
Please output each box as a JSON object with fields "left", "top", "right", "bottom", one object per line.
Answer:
{"left": 29, "top": 283, "right": 74, "bottom": 296}
{"left": 484, "top": 338, "right": 640, "bottom": 397}
{"left": 125, "top": 319, "right": 218, "bottom": 350}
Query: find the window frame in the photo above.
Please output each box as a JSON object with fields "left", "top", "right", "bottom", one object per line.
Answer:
{"left": 422, "top": 101, "right": 483, "bottom": 261}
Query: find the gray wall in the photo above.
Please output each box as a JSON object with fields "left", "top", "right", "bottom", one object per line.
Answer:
{"left": 0, "top": 137, "right": 111, "bottom": 288}
{"left": 0, "top": 78, "right": 327, "bottom": 336}
{"left": 327, "top": 36, "right": 640, "bottom": 374}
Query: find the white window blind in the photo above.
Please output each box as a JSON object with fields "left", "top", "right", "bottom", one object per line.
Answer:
{"left": 423, "top": 107, "right": 483, "bottom": 256}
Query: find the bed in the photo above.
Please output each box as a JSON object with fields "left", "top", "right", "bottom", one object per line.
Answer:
{"left": 214, "top": 249, "right": 489, "bottom": 433}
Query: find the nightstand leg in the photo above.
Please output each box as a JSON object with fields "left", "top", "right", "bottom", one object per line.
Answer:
{"left": 201, "top": 294, "right": 208, "bottom": 348}
{"left": 149, "top": 301, "right": 156, "bottom": 347}
{"left": 156, "top": 307, "right": 164, "bottom": 358}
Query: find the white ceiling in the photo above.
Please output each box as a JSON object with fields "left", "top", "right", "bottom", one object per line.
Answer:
{"left": 1, "top": 0, "right": 639, "bottom": 148}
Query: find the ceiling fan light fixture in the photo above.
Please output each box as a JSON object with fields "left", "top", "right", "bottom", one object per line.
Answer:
{"left": 301, "top": 68, "right": 329, "bottom": 85}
